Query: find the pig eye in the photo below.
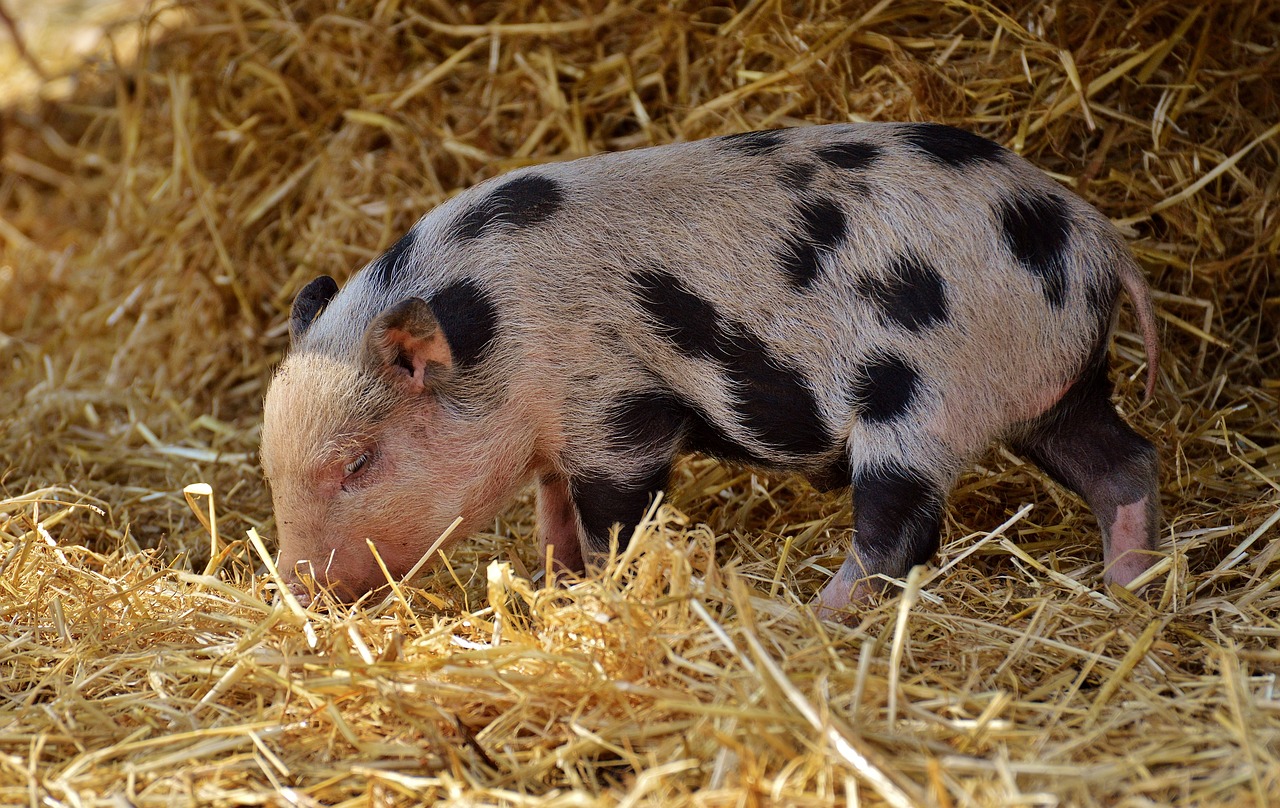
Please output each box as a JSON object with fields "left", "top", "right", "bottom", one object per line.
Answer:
{"left": 344, "top": 453, "right": 369, "bottom": 477}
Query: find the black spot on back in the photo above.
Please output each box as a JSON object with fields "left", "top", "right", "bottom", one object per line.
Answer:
{"left": 629, "top": 270, "right": 834, "bottom": 458}
{"left": 857, "top": 252, "right": 950, "bottom": 332}
{"left": 629, "top": 270, "right": 723, "bottom": 360}
{"left": 427, "top": 279, "right": 499, "bottom": 369}
{"left": 997, "top": 192, "right": 1072, "bottom": 308}
{"left": 370, "top": 232, "right": 417, "bottom": 288}
{"left": 900, "top": 123, "right": 1005, "bottom": 169}
{"left": 779, "top": 161, "right": 817, "bottom": 193}
{"left": 815, "top": 141, "right": 881, "bottom": 171}
{"left": 449, "top": 174, "right": 565, "bottom": 241}
{"left": 777, "top": 198, "right": 847, "bottom": 288}
{"left": 718, "top": 129, "right": 787, "bottom": 155}
{"left": 290, "top": 275, "right": 339, "bottom": 341}
{"left": 851, "top": 353, "right": 920, "bottom": 424}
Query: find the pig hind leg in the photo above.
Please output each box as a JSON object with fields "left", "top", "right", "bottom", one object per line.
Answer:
{"left": 816, "top": 459, "right": 951, "bottom": 617}
{"left": 1011, "top": 357, "right": 1160, "bottom": 588}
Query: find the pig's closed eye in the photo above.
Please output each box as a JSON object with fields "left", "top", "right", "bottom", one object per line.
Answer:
{"left": 344, "top": 453, "right": 370, "bottom": 477}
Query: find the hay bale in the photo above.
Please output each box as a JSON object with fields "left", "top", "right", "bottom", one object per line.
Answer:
{"left": 1, "top": 0, "right": 1277, "bottom": 804}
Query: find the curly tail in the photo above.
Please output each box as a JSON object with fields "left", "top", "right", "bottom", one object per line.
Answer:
{"left": 1116, "top": 259, "right": 1160, "bottom": 400}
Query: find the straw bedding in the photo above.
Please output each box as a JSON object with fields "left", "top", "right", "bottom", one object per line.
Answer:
{"left": 1, "top": 0, "right": 1277, "bottom": 805}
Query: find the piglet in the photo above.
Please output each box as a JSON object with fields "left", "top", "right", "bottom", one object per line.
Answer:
{"left": 259, "top": 123, "right": 1160, "bottom": 613}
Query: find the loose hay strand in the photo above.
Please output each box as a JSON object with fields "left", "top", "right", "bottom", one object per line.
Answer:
{"left": 1, "top": 0, "right": 1279, "bottom": 805}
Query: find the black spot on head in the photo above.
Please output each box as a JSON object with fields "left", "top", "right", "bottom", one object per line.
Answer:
{"left": 449, "top": 174, "right": 565, "bottom": 241}
{"left": 852, "top": 462, "right": 945, "bottom": 571}
{"left": 857, "top": 252, "right": 950, "bottom": 332}
{"left": 427, "top": 279, "right": 499, "bottom": 369}
{"left": 997, "top": 192, "right": 1073, "bottom": 308}
{"left": 571, "top": 466, "right": 671, "bottom": 554}
{"left": 777, "top": 197, "right": 847, "bottom": 288}
{"left": 629, "top": 270, "right": 834, "bottom": 458}
{"left": 779, "top": 161, "right": 817, "bottom": 193}
{"left": 851, "top": 353, "right": 920, "bottom": 424}
{"left": 718, "top": 129, "right": 787, "bottom": 156}
{"left": 815, "top": 141, "right": 881, "bottom": 171}
{"left": 289, "top": 275, "right": 339, "bottom": 341}
{"left": 900, "top": 123, "right": 1005, "bottom": 169}
{"left": 370, "top": 231, "right": 418, "bottom": 288}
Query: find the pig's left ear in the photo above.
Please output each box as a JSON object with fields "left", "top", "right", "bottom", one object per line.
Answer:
{"left": 362, "top": 298, "right": 453, "bottom": 393}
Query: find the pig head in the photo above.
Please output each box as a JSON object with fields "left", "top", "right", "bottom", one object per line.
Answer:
{"left": 259, "top": 280, "right": 545, "bottom": 602}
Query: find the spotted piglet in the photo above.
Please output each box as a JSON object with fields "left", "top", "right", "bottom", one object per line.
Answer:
{"left": 259, "top": 122, "right": 1161, "bottom": 615}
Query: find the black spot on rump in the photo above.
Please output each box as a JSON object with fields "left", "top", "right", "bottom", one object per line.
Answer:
{"left": 777, "top": 197, "right": 847, "bottom": 288}
{"left": 851, "top": 353, "right": 920, "bottom": 424}
{"left": 449, "top": 174, "right": 565, "bottom": 241}
{"left": 856, "top": 252, "right": 949, "bottom": 332}
{"left": 628, "top": 270, "right": 834, "bottom": 458}
{"left": 427, "top": 279, "right": 499, "bottom": 369}
{"left": 997, "top": 192, "right": 1073, "bottom": 308}
{"left": 718, "top": 129, "right": 787, "bottom": 155}
{"left": 370, "top": 231, "right": 417, "bottom": 288}
{"left": 815, "top": 141, "right": 881, "bottom": 171}
{"left": 900, "top": 123, "right": 1005, "bottom": 169}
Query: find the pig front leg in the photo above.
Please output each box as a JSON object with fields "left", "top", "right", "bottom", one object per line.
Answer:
{"left": 536, "top": 464, "right": 673, "bottom": 581}
{"left": 1012, "top": 359, "right": 1160, "bottom": 588}
{"left": 816, "top": 461, "right": 949, "bottom": 619}
{"left": 568, "top": 463, "right": 673, "bottom": 567}
{"left": 537, "top": 474, "right": 586, "bottom": 576}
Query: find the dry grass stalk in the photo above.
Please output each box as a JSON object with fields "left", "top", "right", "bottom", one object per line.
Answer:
{"left": 1, "top": 0, "right": 1278, "bottom": 805}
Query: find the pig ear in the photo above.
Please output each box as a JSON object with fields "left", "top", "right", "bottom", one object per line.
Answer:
{"left": 290, "top": 275, "right": 339, "bottom": 343}
{"left": 362, "top": 298, "right": 453, "bottom": 392}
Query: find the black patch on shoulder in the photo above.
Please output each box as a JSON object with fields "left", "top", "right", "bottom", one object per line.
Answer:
{"left": 997, "top": 192, "right": 1073, "bottom": 308}
{"left": 427, "top": 279, "right": 499, "bottom": 369}
{"left": 900, "top": 123, "right": 1005, "bottom": 169}
{"left": 370, "top": 231, "right": 417, "bottom": 288}
{"left": 815, "top": 141, "right": 881, "bottom": 171}
{"left": 857, "top": 252, "right": 950, "bottom": 332}
{"left": 718, "top": 129, "right": 787, "bottom": 156}
{"left": 571, "top": 466, "right": 671, "bottom": 554}
{"left": 289, "top": 275, "right": 339, "bottom": 341}
{"left": 777, "top": 198, "right": 847, "bottom": 288}
{"left": 605, "top": 391, "right": 688, "bottom": 456}
{"left": 780, "top": 161, "right": 817, "bottom": 193}
{"left": 851, "top": 353, "right": 921, "bottom": 424}
{"left": 449, "top": 174, "right": 565, "bottom": 241}
{"left": 629, "top": 270, "right": 833, "bottom": 458}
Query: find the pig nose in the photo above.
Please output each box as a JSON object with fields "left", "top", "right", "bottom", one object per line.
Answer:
{"left": 288, "top": 580, "right": 313, "bottom": 608}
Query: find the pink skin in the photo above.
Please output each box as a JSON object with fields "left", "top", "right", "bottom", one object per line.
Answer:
{"left": 273, "top": 403, "right": 531, "bottom": 604}
{"left": 536, "top": 474, "right": 586, "bottom": 579}
{"left": 265, "top": 300, "right": 555, "bottom": 606}
{"left": 1101, "top": 496, "right": 1156, "bottom": 587}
